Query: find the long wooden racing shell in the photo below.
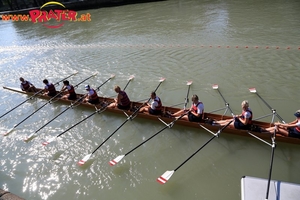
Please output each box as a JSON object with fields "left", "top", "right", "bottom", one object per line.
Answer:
{"left": 3, "top": 86, "right": 300, "bottom": 145}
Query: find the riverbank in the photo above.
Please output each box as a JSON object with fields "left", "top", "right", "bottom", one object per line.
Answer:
{"left": 0, "top": 0, "right": 164, "bottom": 15}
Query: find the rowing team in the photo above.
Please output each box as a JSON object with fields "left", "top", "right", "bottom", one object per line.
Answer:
{"left": 20, "top": 77, "right": 300, "bottom": 140}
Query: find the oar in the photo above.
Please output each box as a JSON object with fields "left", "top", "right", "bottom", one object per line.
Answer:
{"left": 265, "top": 127, "right": 277, "bottom": 200}
{"left": 157, "top": 120, "right": 232, "bottom": 184}
{"left": 42, "top": 75, "right": 134, "bottom": 146}
{"left": 24, "top": 73, "right": 103, "bottom": 141}
{"left": 212, "top": 84, "right": 234, "bottom": 116}
{"left": 184, "top": 81, "right": 192, "bottom": 109}
{"left": 0, "top": 72, "right": 78, "bottom": 119}
{"left": 3, "top": 73, "right": 95, "bottom": 136}
{"left": 109, "top": 111, "right": 188, "bottom": 166}
{"left": 78, "top": 77, "right": 166, "bottom": 166}
{"left": 249, "top": 88, "right": 285, "bottom": 123}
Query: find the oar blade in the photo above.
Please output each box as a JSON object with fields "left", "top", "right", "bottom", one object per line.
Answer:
{"left": 3, "top": 127, "right": 15, "bottom": 136}
{"left": 42, "top": 136, "right": 56, "bottom": 146}
{"left": 110, "top": 74, "right": 116, "bottom": 79}
{"left": 128, "top": 75, "right": 134, "bottom": 80}
{"left": 186, "top": 80, "right": 193, "bottom": 86}
{"left": 109, "top": 155, "right": 125, "bottom": 166}
{"left": 24, "top": 133, "right": 36, "bottom": 142}
{"left": 160, "top": 77, "right": 166, "bottom": 82}
{"left": 212, "top": 84, "right": 219, "bottom": 89}
{"left": 78, "top": 153, "right": 92, "bottom": 166}
{"left": 157, "top": 170, "right": 175, "bottom": 184}
{"left": 249, "top": 87, "right": 257, "bottom": 93}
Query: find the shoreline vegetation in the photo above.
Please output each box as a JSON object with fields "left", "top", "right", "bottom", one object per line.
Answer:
{"left": 0, "top": 0, "right": 164, "bottom": 15}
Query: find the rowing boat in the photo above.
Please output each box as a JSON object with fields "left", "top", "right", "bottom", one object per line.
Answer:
{"left": 3, "top": 86, "right": 300, "bottom": 145}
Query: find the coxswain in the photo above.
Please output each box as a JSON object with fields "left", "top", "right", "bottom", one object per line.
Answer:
{"left": 19, "top": 77, "right": 36, "bottom": 92}
{"left": 107, "top": 85, "right": 131, "bottom": 110}
{"left": 139, "top": 91, "right": 162, "bottom": 115}
{"left": 61, "top": 80, "right": 77, "bottom": 100}
{"left": 43, "top": 79, "right": 57, "bottom": 97}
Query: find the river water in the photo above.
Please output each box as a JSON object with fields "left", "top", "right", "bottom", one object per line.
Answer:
{"left": 1, "top": 0, "right": 300, "bottom": 199}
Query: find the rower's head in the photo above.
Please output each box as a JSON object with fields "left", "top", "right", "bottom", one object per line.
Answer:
{"left": 85, "top": 85, "right": 90, "bottom": 90}
{"left": 294, "top": 110, "right": 300, "bottom": 118}
{"left": 114, "top": 85, "right": 121, "bottom": 93}
{"left": 63, "top": 80, "right": 69, "bottom": 85}
{"left": 241, "top": 100, "right": 249, "bottom": 109}
{"left": 19, "top": 77, "right": 24, "bottom": 82}
{"left": 151, "top": 91, "right": 156, "bottom": 99}
{"left": 43, "top": 79, "right": 49, "bottom": 84}
{"left": 191, "top": 94, "right": 199, "bottom": 103}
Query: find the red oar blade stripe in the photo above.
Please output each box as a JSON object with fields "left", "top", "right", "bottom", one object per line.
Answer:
{"left": 109, "top": 155, "right": 125, "bottom": 166}
{"left": 78, "top": 160, "right": 86, "bottom": 166}
{"left": 78, "top": 154, "right": 92, "bottom": 166}
{"left": 160, "top": 77, "right": 166, "bottom": 82}
{"left": 157, "top": 176, "right": 168, "bottom": 184}
{"left": 109, "top": 160, "right": 117, "bottom": 166}
{"left": 212, "top": 84, "right": 218, "bottom": 89}
{"left": 3, "top": 127, "right": 14, "bottom": 136}
{"left": 42, "top": 141, "right": 49, "bottom": 146}
{"left": 249, "top": 87, "right": 257, "bottom": 93}
{"left": 156, "top": 170, "right": 175, "bottom": 184}
{"left": 187, "top": 81, "right": 193, "bottom": 85}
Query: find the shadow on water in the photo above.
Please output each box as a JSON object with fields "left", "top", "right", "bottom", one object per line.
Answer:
{"left": 0, "top": 0, "right": 166, "bottom": 14}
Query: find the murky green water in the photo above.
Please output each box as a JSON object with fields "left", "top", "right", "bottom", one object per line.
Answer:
{"left": 1, "top": 0, "right": 300, "bottom": 199}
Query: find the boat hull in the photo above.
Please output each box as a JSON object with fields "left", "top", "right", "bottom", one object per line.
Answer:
{"left": 3, "top": 86, "right": 300, "bottom": 145}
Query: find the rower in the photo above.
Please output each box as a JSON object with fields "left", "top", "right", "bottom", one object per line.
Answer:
{"left": 107, "top": 85, "right": 131, "bottom": 110}
{"left": 83, "top": 85, "right": 99, "bottom": 105}
{"left": 264, "top": 110, "right": 300, "bottom": 138}
{"left": 139, "top": 91, "right": 162, "bottom": 115}
{"left": 169, "top": 94, "right": 204, "bottom": 122}
{"left": 43, "top": 79, "right": 57, "bottom": 97}
{"left": 60, "top": 80, "right": 77, "bottom": 100}
{"left": 19, "top": 77, "right": 36, "bottom": 92}
{"left": 213, "top": 100, "right": 253, "bottom": 130}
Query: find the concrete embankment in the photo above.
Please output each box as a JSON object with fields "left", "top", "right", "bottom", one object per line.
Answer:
{"left": 0, "top": 189, "right": 25, "bottom": 200}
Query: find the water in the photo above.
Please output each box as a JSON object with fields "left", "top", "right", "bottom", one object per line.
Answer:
{"left": 1, "top": 0, "right": 300, "bottom": 199}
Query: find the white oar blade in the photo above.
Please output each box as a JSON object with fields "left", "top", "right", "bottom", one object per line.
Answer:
{"left": 109, "top": 155, "right": 125, "bottom": 166}
{"left": 157, "top": 170, "right": 175, "bottom": 184}
{"left": 249, "top": 87, "right": 257, "bottom": 93}
{"left": 78, "top": 153, "right": 92, "bottom": 166}
{"left": 42, "top": 137, "right": 56, "bottom": 146}
{"left": 3, "top": 127, "right": 15, "bottom": 136}
{"left": 128, "top": 75, "right": 134, "bottom": 80}
{"left": 160, "top": 77, "right": 166, "bottom": 82}
{"left": 110, "top": 74, "right": 116, "bottom": 79}
{"left": 212, "top": 84, "right": 219, "bottom": 89}
{"left": 186, "top": 81, "right": 193, "bottom": 85}
{"left": 24, "top": 133, "right": 36, "bottom": 141}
